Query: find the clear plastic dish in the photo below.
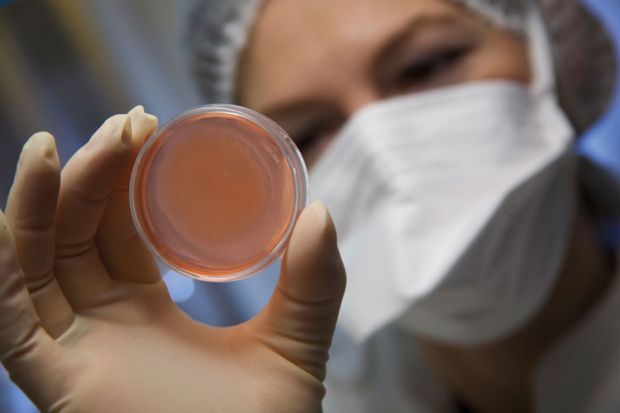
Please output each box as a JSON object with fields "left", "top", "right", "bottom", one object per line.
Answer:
{"left": 130, "top": 104, "right": 308, "bottom": 282}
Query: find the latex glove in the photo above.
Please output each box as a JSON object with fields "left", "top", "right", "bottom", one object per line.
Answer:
{"left": 0, "top": 106, "right": 346, "bottom": 413}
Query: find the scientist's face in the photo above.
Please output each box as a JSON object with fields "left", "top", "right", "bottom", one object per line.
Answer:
{"left": 238, "top": 0, "right": 531, "bottom": 165}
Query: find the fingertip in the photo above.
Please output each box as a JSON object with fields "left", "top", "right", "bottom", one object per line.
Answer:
{"left": 128, "top": 106, "right": 158, "bottom": 140}
{"left": 283, "top": 200, "right": 346, "bottom": 300}
{"left": 62, "top": 114, "right": 134, "bottom": 192}
{"left": 129, "top": 105, "right": 145, "bottom": 116}
{"left": 306, "top": 200, "right": 328, "bottom": 221}
{"left": 144, "top": 112, "right": 158, "bottom": 131}
{"left": 295, "top": 201, "right": 338, "bottom": 249}
{"left": 35, "top": 132, "right": 59, "bottom": 163}
{"left": 19, "top": 132, "right": 61, "bottom": 172}
{"left": 22, "top": 131, "right": 52, "bottom": 152}
{"left": 310, "top": 201, "right": 337, "bottom": 244}
{"left": 96, "top": 114, "right": 132, "bottom": 149}
{"left": 145, "top": 112, "right": 158, "bottom": 123}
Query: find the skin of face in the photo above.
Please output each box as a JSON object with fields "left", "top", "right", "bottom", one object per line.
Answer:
{"left": 236, "top": 1, "right": 615, "bottom": 412}
{"left": 238, "top": 0, "right": 530, "bottom": 166}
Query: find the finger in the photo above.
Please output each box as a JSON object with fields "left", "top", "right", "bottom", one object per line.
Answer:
{"left": 5, "top": 133, "right": 74, "bottom": 338}
{"left": 96, "top": 106, "right": 160, "bottom": 284}
{"left": 0, "top": 209, "right": 65, "bottom": 404}
{"left": 55, "top": 115, "right": 133, "bottom": 306}
{"left": 251, "top": 202, "right": 346, "bottom": 381}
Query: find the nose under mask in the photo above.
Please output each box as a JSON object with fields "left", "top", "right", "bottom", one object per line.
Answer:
{"left": 309, "top": 79, "right": 575, "bottom": 345}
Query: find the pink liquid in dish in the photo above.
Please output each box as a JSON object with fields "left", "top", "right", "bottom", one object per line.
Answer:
{"left": 133, "top": 112, "right": 295, "bottom": 278}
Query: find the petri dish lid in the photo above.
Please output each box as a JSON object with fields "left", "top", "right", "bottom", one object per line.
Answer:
{"left": 130, "top": 104, "right": 308, "bottom": 282}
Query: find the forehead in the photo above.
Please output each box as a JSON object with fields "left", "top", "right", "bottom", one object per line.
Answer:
{"left": 255, "top": 0, "right": 451, "bottom": 44}
{"left": 239, "top": 0, "right": 469, "bottom": 108}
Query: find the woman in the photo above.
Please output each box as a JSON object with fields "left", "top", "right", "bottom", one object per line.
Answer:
{"left": 0, "top": 0, "right": 618, "bottom": 412}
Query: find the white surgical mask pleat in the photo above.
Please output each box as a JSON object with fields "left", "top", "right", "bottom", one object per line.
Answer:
{"left": 310, "top": 78, "right": 575, "bottom": 345}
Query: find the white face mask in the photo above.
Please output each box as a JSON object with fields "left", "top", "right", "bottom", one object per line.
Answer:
{"left": 309, "top": 79, "right": 575, "bottom": 345}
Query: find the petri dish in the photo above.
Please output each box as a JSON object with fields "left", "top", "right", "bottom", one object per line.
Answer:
{"left": 130, "top": 105, "right": 308, "bottom": 282}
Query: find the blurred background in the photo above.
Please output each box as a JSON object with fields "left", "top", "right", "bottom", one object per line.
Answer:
{"left": 0, "top": 2, "right": 281, "bottom": 411}
{"left": 0, "top": 0, "right": 618, "bottom": 411}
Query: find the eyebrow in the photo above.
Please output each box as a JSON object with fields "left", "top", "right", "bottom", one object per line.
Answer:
{"left": 258, "top": 13, "right": 464, "bottom": 118}
{"left": 263, "top": 100, "right": 339, "bottom": 143}
{"left": 370, "top": 14, "right": 467, "bottom": 79}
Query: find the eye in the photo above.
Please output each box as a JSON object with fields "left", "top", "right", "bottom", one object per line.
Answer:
{"left": 396, "top": 46, "right": 471, "bottom": 90}
{"left": 293, "top": 120, "right": 338, "bottom": 153}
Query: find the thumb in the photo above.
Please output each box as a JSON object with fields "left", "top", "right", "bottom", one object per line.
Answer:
{"left": 251, "top": 201, "right": 346, "bottom": 381}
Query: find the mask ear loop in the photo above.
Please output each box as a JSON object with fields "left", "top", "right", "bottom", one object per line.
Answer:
{"left": 526, "top": 0, "right": 557, "bottom": 98}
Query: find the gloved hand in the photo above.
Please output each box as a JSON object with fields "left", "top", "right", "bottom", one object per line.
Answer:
{"left": 0, "top": 106, "right": 346, "bottom": 413}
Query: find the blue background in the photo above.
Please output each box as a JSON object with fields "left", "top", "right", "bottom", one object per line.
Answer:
{"left": 579, "top": 0, "right": 620, "bottom": 177}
